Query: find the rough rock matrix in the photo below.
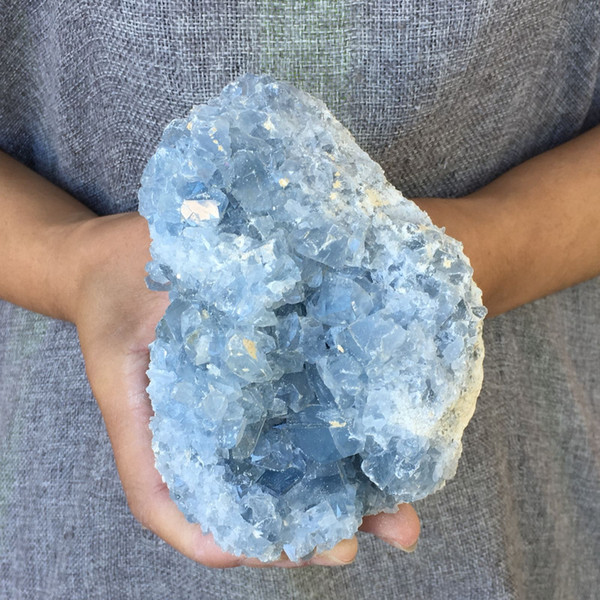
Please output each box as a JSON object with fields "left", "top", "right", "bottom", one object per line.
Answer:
{"left": 138, "top": 74, "right": 486, "bottom": 562}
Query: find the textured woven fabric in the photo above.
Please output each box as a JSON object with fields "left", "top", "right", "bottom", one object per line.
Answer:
{"left": 1, "top": 1, "right": 599, "bottom": 598}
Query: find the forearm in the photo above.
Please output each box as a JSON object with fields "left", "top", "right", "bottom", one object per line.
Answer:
{"left": 0, "top": 150, "right": 97, "bottom": 321}
{"left": 417, "top": 124, "right": 600, "bottom": 318}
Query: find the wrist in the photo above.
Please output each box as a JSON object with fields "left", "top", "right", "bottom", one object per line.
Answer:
{"left": 12, "top": 211, "right": 97, "bottom": 323}
{"left": 68, "top": 212, "right": 152, "bottom": 327}
{"left": 412, "top": 196, "right": 503, "bottom": 318}
{"left": 46, "top": 214, "right": 98, "bottom": 323}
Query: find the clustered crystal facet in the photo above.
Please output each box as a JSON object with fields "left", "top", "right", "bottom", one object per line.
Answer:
{"left": 138, "top": 74, "right": 486, "bottom": 562}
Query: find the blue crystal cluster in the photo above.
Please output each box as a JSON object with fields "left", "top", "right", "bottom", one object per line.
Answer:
{"left": 138, "top": 74, "right": 486, "bottom": 562}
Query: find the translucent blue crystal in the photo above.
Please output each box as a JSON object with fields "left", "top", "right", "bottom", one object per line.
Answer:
{"left": 138, "top": 74, "right": 486, "bottom": 562}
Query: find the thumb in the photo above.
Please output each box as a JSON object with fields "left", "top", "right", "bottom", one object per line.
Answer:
{"left": 359, "top": 503, "right": 421, "bottom": 552}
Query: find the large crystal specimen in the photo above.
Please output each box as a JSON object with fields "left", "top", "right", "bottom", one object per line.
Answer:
{"left": 138, "top": 74, "right": 486, "bottom": 562}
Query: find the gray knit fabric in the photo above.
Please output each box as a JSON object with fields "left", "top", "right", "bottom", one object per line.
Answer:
{"left": 1, "top": 1, "right": 599, "bottom": 598}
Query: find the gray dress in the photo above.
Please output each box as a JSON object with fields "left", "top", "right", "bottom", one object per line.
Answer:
{"left": 1, "top": 2, "right": 599, "bottom": 598}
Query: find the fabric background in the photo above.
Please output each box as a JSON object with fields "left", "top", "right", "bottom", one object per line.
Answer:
{"left": 1, "top": 1, "right": 599, "bottom": 598}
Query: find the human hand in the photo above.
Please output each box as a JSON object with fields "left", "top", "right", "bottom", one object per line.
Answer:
{"left": 72, "top": 212, "right": 421, "bottom": 568}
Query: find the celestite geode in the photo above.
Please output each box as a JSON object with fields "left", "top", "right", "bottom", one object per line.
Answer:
{"left": 138, "top": 74, "right": 486, "bottom": 562}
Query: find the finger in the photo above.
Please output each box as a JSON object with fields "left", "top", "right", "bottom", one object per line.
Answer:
{"left": 309, "top": 536, "right": 358, "bottom": 566}
{"left": 359, "top": 503, "right": 421, "bottom": 552}
{"left": 240, "top": 535, "right": 358, "bottom": 568}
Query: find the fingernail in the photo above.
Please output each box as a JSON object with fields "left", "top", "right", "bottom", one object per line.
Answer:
{"left": 386, "top": 539, "right": 418, "bottom": 553}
